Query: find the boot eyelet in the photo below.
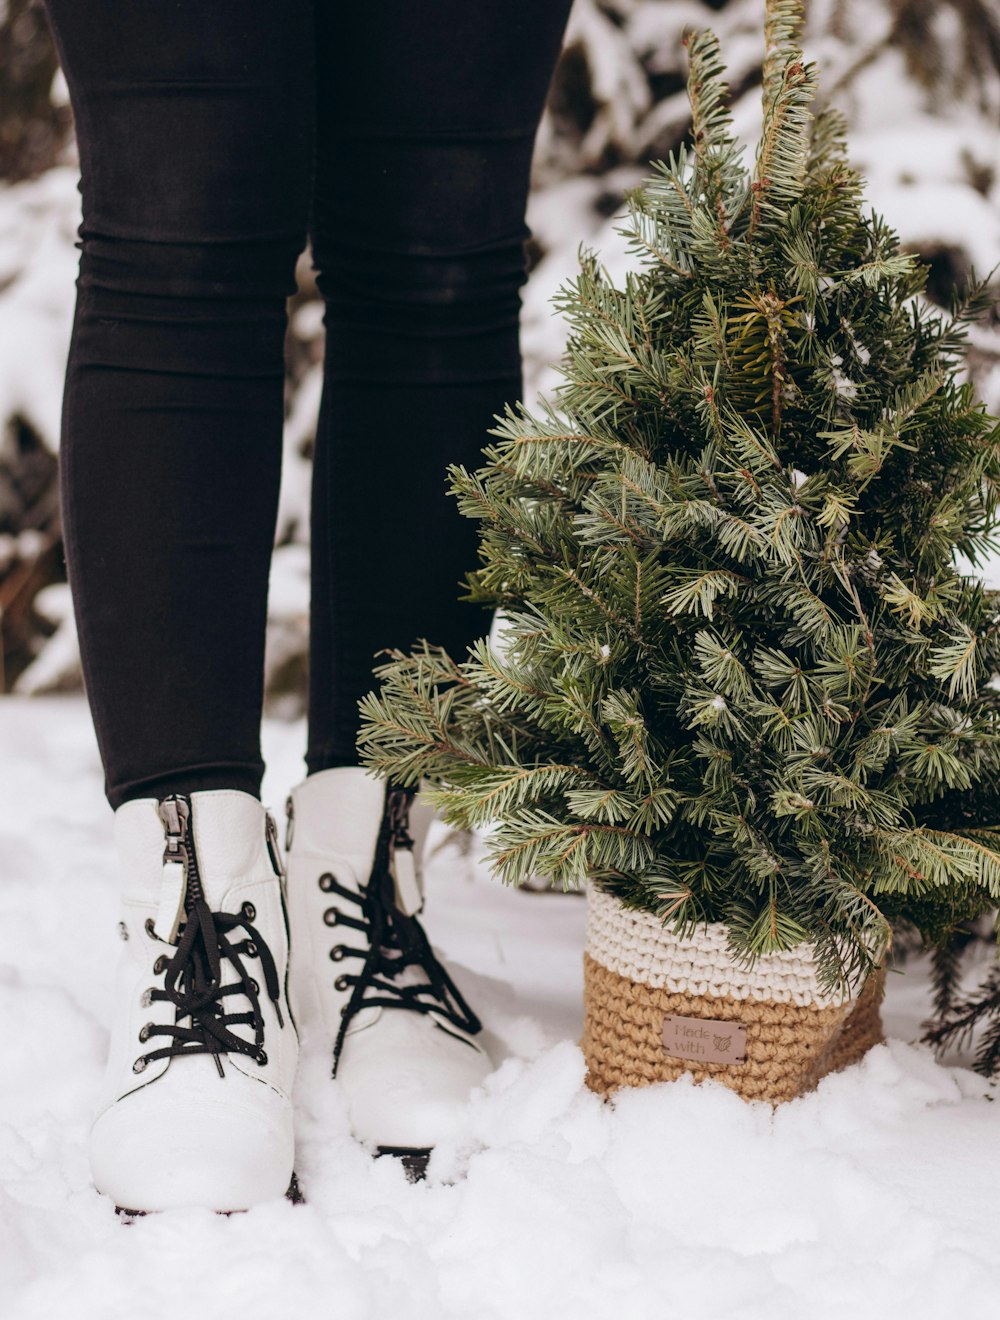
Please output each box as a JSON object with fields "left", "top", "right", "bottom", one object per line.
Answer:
{"left": 118, "top": 921, "right": 129, "bottom": 941}
{"left": 132, "top": 1056, "right": 148, "bottom": 1074}
{"left": 138, "top": 1023, "right": 153, "bottom": 1043}
{"left": 256, "top": 1050, "right": 268, "bottom": 1067}
{"left": 250, "top": 978, "right": 260, "bottom": 994}
{"left": 140, "top": 989, "right": 153, "bottom": 1008}
{"left": 245, "top": 940, "right": 258, "bottom": 958}
{"left": 329, "top": 945, "right": 346, "bottom": 962}
{"left": 318, "top": 873, "right": 335, "bottom": 892}
{"left": 323, "top": 908, "right": 339, "bottom": 927}
{"left": 334, "top": 975, "right": 351, "bottom": 992}
{"left": 241, "top": 901, "right": 256, "bottom": 921}
{"left": 153, "top": 955, "right": 168, "bottom": 975}
{"left": 144, "top": 917, "right": 157, "bottom": 939}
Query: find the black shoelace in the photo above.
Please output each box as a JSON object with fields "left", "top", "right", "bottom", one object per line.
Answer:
{"left": 323, "top": 786, "right": 482, "bottom": 1070}
{"left": 135, "top": 897, "right": 284, "bottom": 1077}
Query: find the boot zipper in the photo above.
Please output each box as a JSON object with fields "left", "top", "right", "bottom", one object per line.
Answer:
{"left": 386, "top": 785, "right": 414, "bottom": 850}
{"left": 284, "top": 793, "right": 295, "bottom": 852}
{"left": 265, "top": 808, "right": 285, "bottom": 880}
{"left": 386, "top": 785, "right": 423, "bottom": 917}
{"left": 157, "top": 795, "right": 205, "bottom": 902}
{"left": 154, "top": 794, "right": 202, "bottom": 943}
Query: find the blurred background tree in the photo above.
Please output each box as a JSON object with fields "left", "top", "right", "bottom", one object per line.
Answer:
{"left": 2, "top": 0, "right": 999, "bottom": 701}
{"left": 0, "top": 0, "right": 71, "bottom": 183}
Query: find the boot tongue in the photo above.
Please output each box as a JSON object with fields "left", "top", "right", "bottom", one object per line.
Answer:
{"left": 288, "top": 766, "right": 387, "bottom": 893}
{"left": 184, "top": 790, "right": 270, "bottom": 910}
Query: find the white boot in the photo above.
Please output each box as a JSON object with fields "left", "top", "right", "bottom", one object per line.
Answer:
{"left": 89, "top": 789, "right": 298, "bottom": 1212}
{"left": 285, "top": 767, "right": 491, "bottom": 1163}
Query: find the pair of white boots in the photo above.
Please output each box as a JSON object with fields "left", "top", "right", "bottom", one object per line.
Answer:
{"left": 89, "top": 767, "right": 491, "bottom": 1212}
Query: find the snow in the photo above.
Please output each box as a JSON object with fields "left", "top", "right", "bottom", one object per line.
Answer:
{"left": 1, "top": 695, "right": 999, "bottom": 1319}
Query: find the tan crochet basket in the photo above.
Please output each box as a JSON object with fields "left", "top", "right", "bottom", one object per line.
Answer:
{"left": 582, "top": 885, "right": 885, "bottom": 1104}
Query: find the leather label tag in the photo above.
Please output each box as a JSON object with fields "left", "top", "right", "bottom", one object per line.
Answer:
{"left": 663, "top": 1014, "right": 747, "bottom": 1064}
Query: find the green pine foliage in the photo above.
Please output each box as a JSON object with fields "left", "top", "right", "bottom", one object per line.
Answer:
{"left": 358, "top": 0, "right": 1000, "bottom": 995}
{"left": 923, "top": 954, "right": 1000, "bottom": 1077}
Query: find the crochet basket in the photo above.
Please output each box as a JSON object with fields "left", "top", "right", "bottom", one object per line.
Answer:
{"left": 582, "top": 885, "right": 885, "bottom": 1104}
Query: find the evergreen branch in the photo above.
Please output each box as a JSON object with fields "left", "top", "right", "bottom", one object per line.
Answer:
{"left": 762, "top": 0, "right": 805, "bottom": 110}
{"left": 750, "top": 55, "right": 817, "bottom": 238}
{"left": 683, "top": 27, "right": 742, "bottom": 246}
{"left": 461, "top": 763, "right": 596, "bottom": 825}
{"left": 556, "top": 564, "right": 640, "bottom": 637}
{"left": 661, "top": 568, "right": 746, "bottom": 619}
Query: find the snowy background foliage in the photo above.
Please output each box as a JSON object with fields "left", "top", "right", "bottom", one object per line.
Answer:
{"left": 1, "top": 0, "right": 999, "bottom": 701}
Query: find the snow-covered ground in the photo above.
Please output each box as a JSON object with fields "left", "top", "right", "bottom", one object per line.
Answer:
{"left": 1, "top": 694, "right": 998, "bottom": 1320}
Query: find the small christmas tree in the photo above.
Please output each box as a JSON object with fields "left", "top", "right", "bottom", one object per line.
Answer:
{"left": 358, "top": 0, "right": 1000, "bottom": 997}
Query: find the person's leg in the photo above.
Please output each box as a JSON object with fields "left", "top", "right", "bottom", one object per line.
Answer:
{"left": 40, "top": 0, "right": 313, "bottom": 810}
{"left": 287, "top": 0, "right": 574, "bottom": 1165}
{"left": 305, "top": 0, "right": 574, "bottom": 770}
{"left": 38, "top": 0, "right": 314, "bottom": 1213}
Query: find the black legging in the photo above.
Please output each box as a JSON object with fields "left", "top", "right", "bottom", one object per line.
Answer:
{"left": 40, "top": 0, "right": 573, "bottom": 810}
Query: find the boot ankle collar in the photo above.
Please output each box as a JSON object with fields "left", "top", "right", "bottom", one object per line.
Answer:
{"left": 113, "top": 790, "right": 275, "bottom": 907}
{"left": 286, "top": 768, "right": 387, "bottom": 862}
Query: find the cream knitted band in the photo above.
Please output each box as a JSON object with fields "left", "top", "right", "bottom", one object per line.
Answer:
{"left": 585, "top": 884, "right": 859, "bottom": 1009}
